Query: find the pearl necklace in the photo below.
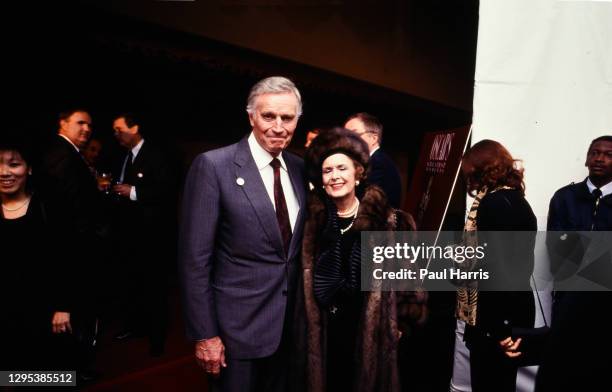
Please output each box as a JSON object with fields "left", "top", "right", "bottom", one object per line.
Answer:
{"left": 337, "top": 197, "right": 359, "bottom": 218}
{"left": 339, "top": 199, "right": 359, "bottom": 235}
{"left": 1, "top": 196, "right": 31, "bottom": 212}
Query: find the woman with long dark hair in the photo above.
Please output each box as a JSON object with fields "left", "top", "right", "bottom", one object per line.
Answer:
{"left": 458, "top": 139, "right": 537, "bottom": 392}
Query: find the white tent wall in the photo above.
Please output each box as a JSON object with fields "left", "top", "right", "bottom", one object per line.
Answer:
{"left": 456, "top": 0, "right": 612, "bottom": 391}
{"left": 474, "top": 0, "right": 612, "bottom": 224}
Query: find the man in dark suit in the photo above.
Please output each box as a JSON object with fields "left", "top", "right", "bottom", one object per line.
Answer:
{"left": 536, "top": 135, "right": 612, "bottom": 391}
{"left": 180, "top": 76, "right": 307, "bottom": 391}
{"left": 344, "top": 112, "right": 402, "bottom": 208}
{"left": 39, "top": 109, "right": 106, "bottom": 377}
{"left": 111, "top": 113, "right": 178, "bottom": 356}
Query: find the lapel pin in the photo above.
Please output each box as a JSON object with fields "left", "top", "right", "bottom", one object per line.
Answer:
{"left": 236, "top": 177, "right": 245, "bottom": 186}
{"left": 137, "top": 173, "right": 143, "bottom": 178}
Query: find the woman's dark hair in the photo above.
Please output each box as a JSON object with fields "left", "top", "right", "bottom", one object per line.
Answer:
{"left": 0, "top": 137, "right": 33, "bottom": 166}
{"left": 462, "top": 139, "right": 525, "bottom": 196}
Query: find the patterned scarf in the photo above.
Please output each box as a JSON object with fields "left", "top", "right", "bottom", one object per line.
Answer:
{"left": 455, "top": 186, "right": 513, "bottom": 325}
{"left": 455, "top": 188, "right": 487, "bottom": 326}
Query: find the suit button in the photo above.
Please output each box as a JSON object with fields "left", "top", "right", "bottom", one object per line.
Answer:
{"left": 282, "top": 290, "right": 288, "bottom": 296}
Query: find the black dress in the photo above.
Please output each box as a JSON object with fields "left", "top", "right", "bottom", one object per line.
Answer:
{"left": 314, "top": 214, "right": 364, "bottom": 391}
{"left": 464, "top": 189, "right": 538, "bottom": 392}
{"left": 0, "top": 195, "right": 67, "bottom": 369}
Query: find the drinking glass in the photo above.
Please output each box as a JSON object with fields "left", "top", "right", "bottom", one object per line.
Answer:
{"left": 97, "top": 172, "right": 112, "bottom": 194}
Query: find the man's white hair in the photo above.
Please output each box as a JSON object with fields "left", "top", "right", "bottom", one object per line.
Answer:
{"left": 246, "top": 76, "right": 302, "bottom": 117}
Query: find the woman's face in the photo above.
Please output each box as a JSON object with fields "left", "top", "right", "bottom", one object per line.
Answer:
{"left": 0, "top": 150, "right": 29, "bottom": 197}
{"left": 322, "top": 153, "right": 358, "bottom": 202}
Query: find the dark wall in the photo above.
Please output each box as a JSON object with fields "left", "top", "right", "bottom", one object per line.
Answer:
{"left": 6, "top": 1, "right": 472, "bottom": 187}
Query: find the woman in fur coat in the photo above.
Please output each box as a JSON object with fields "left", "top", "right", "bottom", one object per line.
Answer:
{"left": 294, "top": 127, "right": 425, "bottom": 392}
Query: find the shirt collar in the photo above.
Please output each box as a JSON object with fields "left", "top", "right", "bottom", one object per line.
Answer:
{"left": 369, "top": 145, "right": 380, "bottom": 157}
{"left": 248, "top": 132, "right": 287, "bottom": 171}
{"left": 586, "top": 177, "right": 612, "bottom": 197}
{"left": 59, "top": 134, "right": 80, "bottom": 152}
{"left": 131, "top": 139, "right": 145, "bottom": 159}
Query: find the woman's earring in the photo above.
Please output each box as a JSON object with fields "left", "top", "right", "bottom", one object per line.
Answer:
{"left": 355, "top": 180, "right": 360, "bottom": 186}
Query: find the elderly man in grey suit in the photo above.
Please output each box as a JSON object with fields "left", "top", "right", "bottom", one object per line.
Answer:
{"left": 180, "top": 76, "right": 307, "bottom": 391}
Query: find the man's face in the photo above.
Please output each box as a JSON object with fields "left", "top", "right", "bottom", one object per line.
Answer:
{"left": 585, "top": 140, "right": 612, "bottom": 185}
{"left": 249, "top": 92, "right": 298, "bottom": 156}
{"left": 83, "top": 140, "right": 102, "bottom": 165}
{"left": 113, "top": 117, "right": 139, "bottom": 149}
{"left": 59, "top": 111, "right": 92, "bottom": 149}
{"left": 344, "top": 118, "right": 377, "bottom": 152}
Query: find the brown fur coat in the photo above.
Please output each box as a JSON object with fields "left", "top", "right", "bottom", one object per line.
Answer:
{"left": 294, "top": 186, "right": 421, "bottom": 392}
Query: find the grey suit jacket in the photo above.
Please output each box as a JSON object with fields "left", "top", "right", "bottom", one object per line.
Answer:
{"left": 179, "top": 136, "right": 306, "bottom": 359}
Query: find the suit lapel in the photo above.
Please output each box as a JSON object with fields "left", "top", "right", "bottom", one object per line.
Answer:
{"left": 286, "top": 155, "right": 306, "bottom": 259}
{"left": 59, "top": 135, "right": 88, "bottom": 168}
{"left": 58, "top": 136, "right": 96, "bottom": 183}
{"left": 234, "top": 138, "right": 285, "bottom": 258}
{"left": 131, "top": 141, "right": 148, "bottom": 172}
{"left": 123, "top": 141, "right": 150, "bottom": 183}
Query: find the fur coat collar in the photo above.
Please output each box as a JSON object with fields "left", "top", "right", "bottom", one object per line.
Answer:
{"left": 297, "top": 186, "right": 417, "bottom": 392}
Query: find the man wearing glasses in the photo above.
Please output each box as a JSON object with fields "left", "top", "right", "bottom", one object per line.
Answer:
{"left": 345, "top": 112, "right": 402, "bottom": 208}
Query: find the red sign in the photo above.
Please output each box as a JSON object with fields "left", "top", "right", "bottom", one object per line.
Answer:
{"left": 405, "top": 126, "right": 471, "bottom": 231}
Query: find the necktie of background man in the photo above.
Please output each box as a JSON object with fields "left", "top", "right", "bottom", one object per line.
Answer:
{"left": 122, "top": 151, "right": 134, "bottom": 183}
{"left": 591, "top": 188, "right": 602, "bottom": 230}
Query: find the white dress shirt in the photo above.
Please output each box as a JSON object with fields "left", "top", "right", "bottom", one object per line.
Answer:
{"left": 248, "top": 133, "right": 300, "bottom": 231}
{"left": 369, "top": 145, "right": 380, "bottom": 157}
{"left": 586, "top": 177, "right": 612, "bottom": 197}
{"left": 120, "top": 139, "right": 145, "bottom": 201}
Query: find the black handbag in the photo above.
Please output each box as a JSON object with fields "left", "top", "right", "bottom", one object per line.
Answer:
{"left": 510, "top": 277, "right": 550, "bottom": 367}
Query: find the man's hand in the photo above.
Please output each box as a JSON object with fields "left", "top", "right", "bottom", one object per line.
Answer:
{"left": 113, "top": 184, "right": 132, "bottom": 198}
{"left": 195, "top": 336, "right": 227, "bottom": 377}
{"left": 52, "top": 312, "right": 72, "bottom": 334}
{"left": 499, "top": 336, "right": 523, "bottom": 358}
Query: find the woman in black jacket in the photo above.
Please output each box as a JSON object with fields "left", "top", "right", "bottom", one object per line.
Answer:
{"left": 458, "top": 139, "right": 537, "bottom": 392}
{"left": 0, "top": 139, "right": 70, "bottom": 370}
